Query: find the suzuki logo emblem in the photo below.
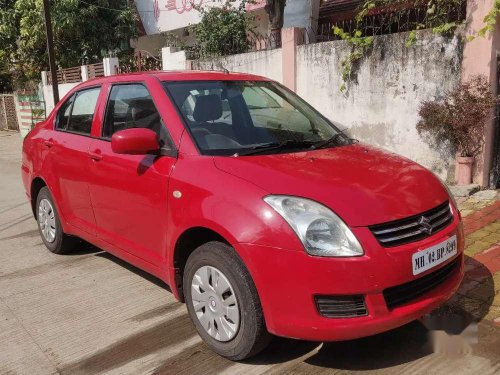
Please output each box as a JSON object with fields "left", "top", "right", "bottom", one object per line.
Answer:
{"left": 418, "top": 216, "right": 433, "bottom": 235}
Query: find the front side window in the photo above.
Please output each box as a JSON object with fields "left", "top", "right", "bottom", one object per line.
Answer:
{"left": 164, "top": 80, "right": 350, "bottom": 156}
{"left": 65, "top": 87, "right": 100, "bottom": 135}
{"left": 103, "top": 84, "right": 159, "bottom": 137}
{"left": 102, "top": 84, "right": 174, "bottom": 152}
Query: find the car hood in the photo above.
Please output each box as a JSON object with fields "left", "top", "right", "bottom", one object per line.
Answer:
{"left": 213, "top": 143, "right": 449, "bottom": 227}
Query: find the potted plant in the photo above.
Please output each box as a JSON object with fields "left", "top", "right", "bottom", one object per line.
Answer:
{"left": 417, "top": 75, "right": 498, "bottom": 185}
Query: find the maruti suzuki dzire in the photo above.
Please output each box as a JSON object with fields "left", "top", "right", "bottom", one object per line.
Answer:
{"left": 22, "top": 71, "right": 464, "bottom": 360}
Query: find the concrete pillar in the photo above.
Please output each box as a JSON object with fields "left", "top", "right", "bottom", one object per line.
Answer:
{"left": 461, "top": 0, "right": 499, "bottom": 186}
{"left": 103, "top": 57, "right": 119, "bottom": 76}
{"left": 41, "top": 71, "right": 49, "bottom": 86}
{"left": 81, "top": 65, "right": 89, "bottom": 81}
{"left": 281, "top": 27, "right": 302, "bottom": 92}
{"left": 162, "top": 47, "right": 187, "bottom": 71}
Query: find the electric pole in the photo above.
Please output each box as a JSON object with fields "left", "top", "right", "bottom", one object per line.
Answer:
{"left": 42, "top": 0, "right": 59, "bottom": 104}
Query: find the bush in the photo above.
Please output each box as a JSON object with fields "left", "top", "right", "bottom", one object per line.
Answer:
{"left": 191, "top": 0, "right": 255, "bottom": 57}
{"left": 417, "top": 75, "right": 498, "bottom": 157}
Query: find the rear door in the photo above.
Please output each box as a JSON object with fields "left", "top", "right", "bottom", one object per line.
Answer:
{"left": 87, "top": 81, "right": 177, "bottom": 265}
{"left": 46, "top": 86, "right": 102, "bottom": 235}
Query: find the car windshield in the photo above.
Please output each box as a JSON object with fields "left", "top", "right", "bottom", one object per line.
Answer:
{"left": 164, "top": 80, "right": 351, "bottom": 156}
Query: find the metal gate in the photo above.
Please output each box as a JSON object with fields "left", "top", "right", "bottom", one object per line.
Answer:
{"left": 0, "top": 94, "right": 19, "bottom": 131}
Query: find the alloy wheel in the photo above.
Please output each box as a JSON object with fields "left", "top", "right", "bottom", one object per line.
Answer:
{"left": 38, "top": 198, "right": 56, "bottom": 243}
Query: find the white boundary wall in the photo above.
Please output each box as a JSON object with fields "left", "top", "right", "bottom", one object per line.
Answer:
{"left": 188, "top": 30, "right": 462, "bottom": 180}
{"left": 191, "top": 49, "right": 283, "bottom": 83}
{"left": 296, "top": 31, "right": 462, "bottom": 178}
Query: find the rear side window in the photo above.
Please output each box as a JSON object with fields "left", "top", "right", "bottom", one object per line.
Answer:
{"left": 103, "top": 84, "right": 162, "bottom": 138}
{"left": 65, "top": 87, "right": 101, "bottom": 135}
{"left": 55, "top": 95, "right": 74, "bottom": 130}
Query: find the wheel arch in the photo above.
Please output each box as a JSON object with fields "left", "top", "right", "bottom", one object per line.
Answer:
{"left": 29, "top": 176, "right": 69, "bottom": 233}
{"left": 171, "top": 226, "right": 233, "bottom": 302}
{"left": 30, "top": 176, "right": 48, "bottom": 218}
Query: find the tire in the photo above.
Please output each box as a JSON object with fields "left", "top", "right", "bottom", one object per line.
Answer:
{"left": 36, "top": 186, "right": 78, "bottom": 254}
{"left": 183, "top": 241, "right": 272, "bottom": 360}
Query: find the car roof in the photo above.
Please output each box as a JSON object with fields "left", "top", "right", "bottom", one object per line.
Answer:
{"left": 77, "top": 70, "right": 271, "bottom": 87}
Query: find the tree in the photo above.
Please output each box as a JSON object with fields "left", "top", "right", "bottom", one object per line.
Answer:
{"left": 191, "top": 0, "right": 255, "bottom": 57}
{"left": 0, "top": 0, "right": 18, "bottom": 90}
{"left": 0, "top": 0, "right": 138, "bottom": 88}
{"left": 265, "top": 0, "right": 285, "bottom": 46}
{"left": 0, "top": 62, "right": 13, "bottom": 92}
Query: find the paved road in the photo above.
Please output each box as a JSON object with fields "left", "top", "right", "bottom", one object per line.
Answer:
{"left": 0, "top": 131, "right": 499, "bottom": 375}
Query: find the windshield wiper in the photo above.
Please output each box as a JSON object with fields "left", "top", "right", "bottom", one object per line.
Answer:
{"left": 311, "top": 129, "right": 356, "bottom": 150}
{"left": 237, "top": 139, "right": 316, "bottom": 156}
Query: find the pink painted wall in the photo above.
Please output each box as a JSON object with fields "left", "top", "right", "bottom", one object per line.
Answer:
{"left": 281, "top": 27, "right": 303, "bottom": 91}
{"left": 246, "top": 0, "right": 266, "bottom": 11}
{"left": 462, "top": 0, "right": 499, "bottom": 186}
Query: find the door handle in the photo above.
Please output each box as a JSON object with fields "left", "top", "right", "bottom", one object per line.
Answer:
{"left": 43, "top": 139, "right": 54, "bottom": 148}
{"left": 89, "top": 150, "right": 103, "bottom": 161}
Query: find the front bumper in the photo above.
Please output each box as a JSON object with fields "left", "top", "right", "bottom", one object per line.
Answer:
{"left": 236, "top": 212, "right": 464, "bottom": 342}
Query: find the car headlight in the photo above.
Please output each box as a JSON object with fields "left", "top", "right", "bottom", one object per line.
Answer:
{"left": 264, "top": 195, "right": 363, "bottom": 257}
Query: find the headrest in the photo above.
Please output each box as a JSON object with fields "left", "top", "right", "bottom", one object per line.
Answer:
{"left": 193, "top": 94, "right": 223, "bottom": 122}
{"left": 130, "top": 99, "right": 156, "bottom": 122}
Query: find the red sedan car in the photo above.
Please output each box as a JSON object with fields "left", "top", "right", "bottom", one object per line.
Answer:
{"left": 22, "top": 71, "right": 464, "bottom": 360}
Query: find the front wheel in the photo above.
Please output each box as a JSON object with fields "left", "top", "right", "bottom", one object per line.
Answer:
{"left": 183, "top": 241, "right": 271, "bottom": 360}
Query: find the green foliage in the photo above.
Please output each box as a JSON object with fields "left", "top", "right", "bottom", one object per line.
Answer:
{"left": 0, "top": 0, "right": 138, "bottom": 88}
{"left": 333, "top": 26, "right": 373, "bottom": 94}
{"left": 432, "top": 21, "right": 458, "bottom": 35}
{"left": 161, "top": 32, "right": 185, "bottom": 49}
{"left": 405, "top": 30, "right": 417, "bottom": 48}
{"left": 474, "top": 0, "right": 500, "bottom": 39}
{"left": 31, "top": 107, "right": 45, "bottom": 121}
{"left": 191, "top": 0, "right": 255, "bottom": 58}
{"left": 117, "top": 50, "right": 162, "bottom": 74}
{"left": 0, "top": 58, "right": 13, "bottom": 91}
{"left": 417, "top": 75, "right": 498, "bottom": 157}
{"left": 0, "top": 0, "right": 18, "bottom": 89}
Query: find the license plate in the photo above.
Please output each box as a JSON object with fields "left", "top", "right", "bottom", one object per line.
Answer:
{"left": 412, "top": 235, "right": 457, "bottom": 276}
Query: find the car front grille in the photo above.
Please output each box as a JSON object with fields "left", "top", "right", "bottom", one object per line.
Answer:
{"left": 315, "top": 295, "right": 368, "bottom": 318}
{"left": 383, "top": 256, "right": 460, "bottom": 309}
{"left": 369, "top": 201, "right": 453, "bottom": 247}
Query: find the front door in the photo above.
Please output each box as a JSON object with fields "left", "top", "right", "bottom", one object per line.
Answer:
{"left": 87, "top": 83, "right": 177, "bottom": 265}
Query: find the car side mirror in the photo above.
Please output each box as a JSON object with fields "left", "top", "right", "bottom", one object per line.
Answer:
{"left": 111, "top": 128, "right": 160, "bottom": 155}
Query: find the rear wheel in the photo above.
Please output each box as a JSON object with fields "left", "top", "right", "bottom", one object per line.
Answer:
{"left": 183, "top": 241, "right": 271, "bottom": 360}
{"left": 36, "top": 187, "right": 78, "bottom": 254}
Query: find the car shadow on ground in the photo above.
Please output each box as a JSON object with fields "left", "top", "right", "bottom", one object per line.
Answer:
{"left": 63, "top": 239, "right": 103, "bottom": 256}
{"left": 94, "top": 251, "right": 172, "bottom": 292}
